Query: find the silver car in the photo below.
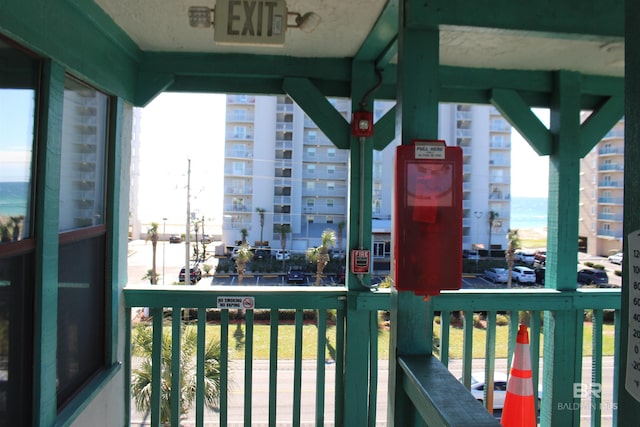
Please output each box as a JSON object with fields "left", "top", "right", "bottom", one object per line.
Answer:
{"left": 512, "top": 266, "right": 537, "bottom": 284}
{"left": 484, "top": 267, "right": 508, "bottom": 283}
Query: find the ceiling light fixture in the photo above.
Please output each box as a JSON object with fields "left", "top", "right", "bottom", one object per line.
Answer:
{"left": 287, "top": 12, "right": 321, "bottom": 33}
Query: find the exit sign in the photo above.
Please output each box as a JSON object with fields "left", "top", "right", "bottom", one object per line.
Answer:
{"left": 214, "top": 0, "right": 287, "bottom": 45}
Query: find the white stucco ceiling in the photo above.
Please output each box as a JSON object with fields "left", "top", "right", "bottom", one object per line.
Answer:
{"left": 94, "top": 0, "right": 624, "bottom": 77}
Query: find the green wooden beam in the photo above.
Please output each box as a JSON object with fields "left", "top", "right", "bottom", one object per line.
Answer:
{"left": 578, "top": 95, "right": 625, "bottom": 158}
{"left": 134, "top": 72, "right": 175, "bottom": 107}
{"left": 406, "top": 0, "right": 623, "bottom": 38}
{"left": 354, "top": 0, "right": 399, "bottom": 61}
{"left": 491, "top": 88, "right": 552, "bottom": 155}
{"left": 376, "top": 38, "right": 398, "bottom": 70}
{"left": 282, "top": 77, "right": 350, "bottom": 149}
{"left": 373, "top": 106, "right": 397, "bottom": 151}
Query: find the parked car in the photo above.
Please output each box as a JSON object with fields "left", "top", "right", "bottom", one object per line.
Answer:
{"left": 253, "top": 249, "right": 269, "bottom": 260}
{"left": 533, "top": 250, "right": 547, "bottom": 267}
{"left": 577, "top": 268, "right": 609, "bottom": 287}
{"left": 515, "top": 250, "right": 536, "bottom": 265}
{"left": 535, "top": 267, "right": 546, "bottom": 285}
{"left": 274, "top": 249, "right": 291, "bottom": 261}
{"left": 512, "top": 266, "right": 536, "bottom": 284}
{"left": 201, "top": 234, "right": 211, "bottom": 244}
{"left": 169, "top": 234, "right": 182, "bottom": 244}
{"left": 608, "top": 252, "right": 623, "bottom": 265}
{"left": 286, "top": 266, "right": 306, "bottom": 284}
{"left": 463, "top": 250, "right": 480, "bottom": 260}
{"left": 179, "top": 266, "right": 202, "bottom": 284}
{"left": 462, "top": 372, "right": 542, "bottom": 410}
{"left": 483, "top": 267, "right": 508, "bottom": 283}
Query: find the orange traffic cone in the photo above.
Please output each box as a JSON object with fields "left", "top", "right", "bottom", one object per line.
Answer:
{"left": 501, "top": 324, "right": 536, "bottom": 427}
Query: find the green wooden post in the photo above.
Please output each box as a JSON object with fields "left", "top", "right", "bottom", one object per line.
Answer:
{"left": 33, "top": 59, "right": 64, "bottom": 427}
{"left": 342, "top": 59, "right": 377, "bottom": 427}
{"left": 618, "top": 1, "right": 640, "bottom": 424}
{"left": 387, "top": 15, "right": 440, "bottom": 425}
{"left": 540, "top": 71, "right": 582, "bottom": 427}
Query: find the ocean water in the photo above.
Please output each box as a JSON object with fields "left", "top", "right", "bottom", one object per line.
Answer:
{"left": 0, "top": 181, "right": 30, "bottom": 217}
{"left": 510, "top": 196, "right": 548, "bottom": 230}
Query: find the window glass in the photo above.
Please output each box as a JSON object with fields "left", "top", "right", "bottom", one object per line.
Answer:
{"left": 0, "top": 90, "right": 36, "bottom": 242}
{"left": 59, "top": 77, "right": 108, "bottom": 231}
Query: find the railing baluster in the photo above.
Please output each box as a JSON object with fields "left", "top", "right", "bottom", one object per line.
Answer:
{"left": 440, "top": 310, "right": 451, "bottom": 368}
{"left": 268, "top": 309, "right": 279, "bottom": 426}
{"left": 507, "top": 312, "right": 518, "bottom": 375}
{"left": 368, "top": 310, "right": 378, "bottom": 427}
{"left": 220, "top": 309, "right": 229, "bottom": 427}
{"left": 316, "top": 309, "right": 327, "bottom": 427}
{"left": 484, "top": 310, "right": 497, "bottom": 412}
{"left": 171, "top": 307, "right": 182, "bottom": 427}
{"left": 244, "top": 310, "right": 254, "bottom": 427}
{"left": 196, "top": 308, "right": 206, "bottom": 427}
{"left": 591, "top": 309, "right": 603, "bottom": 427}
{"left": 292, "top": 309, "right": 304, "bottom": 427}
{"left": 462, "top": 309, "right": 473, "bottom": 388}
{"left": 334, "top": 307, "right": 345, "bottom": 425}
{"left": 151, "top": 307, "right": 163, "bottom": 427}
{"left": 530, "top": 310, "right": 542, "bottom": 414}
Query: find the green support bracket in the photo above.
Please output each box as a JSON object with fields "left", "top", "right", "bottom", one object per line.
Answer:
{"left": 490, "top": 88, "right": 552, "bottom": 155}
{"left": 578, "top": 95, "right": 624, "bottom": 158}
{"left": 373, "top": 106, "right": 397, "bottom": 151}
{"left": 282, "top": 77, "right": 350, "bottom": 149}
{"left": 134, "top": 71, "right": 175, "bottom": 107}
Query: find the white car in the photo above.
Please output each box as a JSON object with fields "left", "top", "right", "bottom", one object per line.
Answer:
{"left": 608, "top": 252, "right": 623, "bottom": 265}
{"left": 512, "top": 266, "right": 536, "bottom": 284}
{"left": 464, "top": 372, "right": 542, "bottom": 409}
{"left": 515, "top": 250, "right": 536, "bottom": 265}
{"left": 274, "top": 249, "right": 291, "bottom": 261}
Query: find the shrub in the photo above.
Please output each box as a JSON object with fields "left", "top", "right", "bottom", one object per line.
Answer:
{"left": 496, "top": 314, "right": 509, "bottom": 326}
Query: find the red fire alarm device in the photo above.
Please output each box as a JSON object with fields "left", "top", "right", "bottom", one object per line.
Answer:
{"left": 393, "top": 140, "right": 463, "bottom": 297}
{"left": 351, "top": 111, "right": 374, "bottom": 137}
{"left": 351, "top": 249, "right": 371, "bottom": 274}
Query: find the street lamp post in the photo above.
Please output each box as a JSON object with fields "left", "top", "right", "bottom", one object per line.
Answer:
{"left": 162, "top": 217, "right": 167, "bottom": 285}
{"left": 473, "top": 210, "right": 483, "bottom": 248}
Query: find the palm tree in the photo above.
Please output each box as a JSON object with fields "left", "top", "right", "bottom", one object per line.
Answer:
{"left": 235, "top": 243, "right": 253, "bottom": 285}
{"left": 275, "top": 224, "right": 291, "bottom": 270}
{"left": 306, "top": 229, "right": 336, "bottom": 286}
{"left": 487, "top": 210, "right": 499, "bottom": 256}
{"left": 240, "top": 228, "right": 249, "bottom": 244}
{"left": 130, "top": 323, "right": 223, "bottom": 425}
{"left": 9, "top": 215, "right": 24, "bottom": 241}
{"left": 506, "top": 229, "right": 521, "bottom": 288}
{"left": 256, "top": 208, "right": 266, "bottom": 245}
{"left": 146, "top": 222, "right": 159, "bottom": 284}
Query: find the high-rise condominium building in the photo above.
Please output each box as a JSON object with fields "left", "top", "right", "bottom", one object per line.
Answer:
{"left": 222, "top": 96, "right": 512, "bottom": 258}
{"left": 579, "top": 118, "right": 625, "bottom": 256}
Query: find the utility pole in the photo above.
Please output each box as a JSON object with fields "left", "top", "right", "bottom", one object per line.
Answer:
{"left": 185, "top": 159, "right": 191, "bottom": 282}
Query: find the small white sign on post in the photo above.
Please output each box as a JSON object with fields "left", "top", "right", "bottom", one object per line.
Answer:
{"left": 217, "top": 296, "right": 255, "bottom": 310}
{"left": 625, "top": 229, "right": 640, "bottom": 402}
{"left": 413, "top": 140, "right": 446, "bottom": 159}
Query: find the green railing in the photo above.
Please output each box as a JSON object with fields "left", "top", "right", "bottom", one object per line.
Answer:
{"left": 419, "top": 288, "right": 621, "bottom": 427}
{"left": 124, "top": 285, "right": 389, "bottom": 427}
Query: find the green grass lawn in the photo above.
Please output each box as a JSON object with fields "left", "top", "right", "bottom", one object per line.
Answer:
{"left": 190, "top": 320, "right": 612, "bottom": 361}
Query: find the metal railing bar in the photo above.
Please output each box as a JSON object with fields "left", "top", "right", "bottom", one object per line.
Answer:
{"left": 220, "top": 310, "right": 230, "bottom": 427}
{"left": 268, "top": 309, "right": 279, "bottom": 426}
{"left": 591, "top": 309, "right": 604, "bottom": 427}
{"left": 462, "top": 309, "right": 474, "bottom": 388}
{"left": 316, "top": 310, "right": 327, "bottom": 427}
{"left": 368, "top": 310, "right": 378, "bottom": 427}
{"left": 244, "top": 310, "right": 255, "bottom": 427}
{"left": 151, "top": 307, "right": 163, "bottom": 427}
{"left": 440, "top": 310, "right": 451, "bottom": 367}
{"left": 484, "top": 311, "right": 497, "bottom": 411}
{"left": 293, "top": 309, "right": 304, "bottom": 427}
{"left": 196, "top": 308, "right": 206, "bottom": 427}
{"left": 530, "top": 310, "right": 542, "bottom": 414}
{"left": 171, "top": 309, "right": 181, "bottom": 427}
{"left": 334, "top": 308, "right": 345, "bottom": 425}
